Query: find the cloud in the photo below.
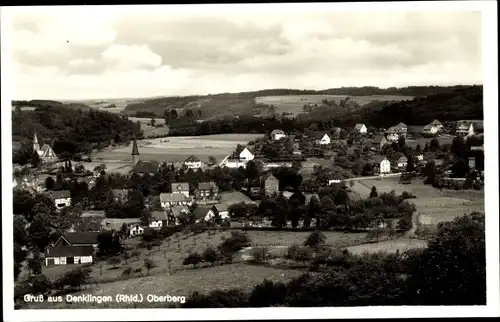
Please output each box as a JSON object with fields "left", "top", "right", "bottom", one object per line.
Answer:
{"left": 6, "top": 6, "right": 483, "bottom": 100}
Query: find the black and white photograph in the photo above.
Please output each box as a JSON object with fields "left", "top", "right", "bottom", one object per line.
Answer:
{"left": 2, "top": 1, "right": 499, "bottom": 321}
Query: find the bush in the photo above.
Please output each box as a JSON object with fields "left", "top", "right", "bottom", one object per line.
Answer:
{"left": 183, "top": 253, "right": 203, "bottom": 268}
{"left": 202, "top": 247, "right": 219, "bottom": 267}
{"left": 250, "top": 246, "right": 272, "bottom": 264}
{"left": 285, "top": 244, "right": 300, "bottom": 259}
{"left": 304, "top": 231, "right": 326, "bottom": 248}
{"left": 122, "top": 266, "right": 132, "bottom": 277}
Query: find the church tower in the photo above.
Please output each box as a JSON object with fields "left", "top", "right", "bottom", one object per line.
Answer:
{"left": 131, "top": 138, "right": 140, "bottom": 168}
{"left": 33, "top": 132, "right": 40, "bottom": 153}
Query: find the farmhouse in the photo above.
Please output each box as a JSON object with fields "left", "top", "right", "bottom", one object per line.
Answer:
{"left": 53, "top": 232, "right": 100, "bottom": 249}
{"left": 314, "top": 133, "right": 331, "bottom": 145}
{"left": 397, "top": 156, "right": 408, "bottom": 168}
{"left": 160, "top": 193, "right": 192, "bottom": 208}
{"left": 239, "top": 148, "right": 255, "bottom": 162}
{"left": 129, "top": 224, "right": 144, "bottom": 237}
{"left": 371, "top": 135, "right": 388, "bottom": 150}
{"left": 167, "top": 206, "right": 190, "bottom": 226}
{"left": 184, "top": 155, "right": 202, "bottom": 169}
{"left": 423, "top": 124, "right": 440, "bottom": 135}
{"left": 171, "top": 182, "right": 190, "bottom": 197}
{"left": 211, "top": 203, "right": 230, "bottom": 220}
{"left": 429, "top": 119, "right": 444, "bottom": 130}
{"left": 150, "top": 211, "right": 167, "bottom": 228}
{"left": 455, "top": 121, "right": 475, "bottom": 137}
{"left": 51, "top": 190, "right": 71, "bottom": 209}
{"left": 385, "top": 123, "right": 407, "bottom": 141}
{"left": 354, "top": 123, "right": 367, "bottom": 134}
{"left": 45, "top": 246, "right": 94, "bottom": 266}
{"left": 33, "top": 132, "right": 58, "bottom": 163}
{"left": 197, "top": 182, "right": 219, "bottom": 199}
{"left": 193, "top": 206, "right": 216, "bottom": 223}
{"left": 373, "top": 156, "right": 391, "bottom": 174}
{"left": 221, "top": 158, "right": 248, "bottom": 169}
{"left": 270, "top": 129, "right": 287, "bottom": 141}
{"left": 263, "top": 173, "right": 280, "bottom": 196}
{"left": 101, "top": 218, "right": 140, "bottom": 231}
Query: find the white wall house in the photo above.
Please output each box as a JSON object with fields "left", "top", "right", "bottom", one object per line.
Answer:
{"left": 380, "top": 157, "right": 391, "bottom": 174}
{"left": 423, "top": 124, "right": 439, "bottom": 135}
{"left": 456, "top": 122, "right": 475, "bottom": 137}
{"left": 52, "top": 190, "right": 71, "bottom": 209}
{"left": 239, "top": 148, "right": 255, "bottom": 161}
{"left": 415, "top": 154, "right": 424, "bottom": 162}
{"left": 397, "top": 156, "right": 408, "bottom": 168}
{"left": 129, "top": 224, "right": 144, "bottom": 237}
{"left": 354, "top": 124, "right": 367, "bottom": 134}
{"left": 222, "top": 159, "right": 248, "bottom": 169}
{"left": 149, "top": 211, "right": 166, "bottom": 229}
{"left": 271, "top": 129, "right": 287, "bottom": 141}
{"left": 315, "top": 133, "right": 331, "bottom": 145}
{"left": 171, "top": 182, "right": 190, "bottom": 197}
{"left": 184, "top": 156, "right": 202, "bottom": 169}
{"left": 193, "top": 207, "right": 217, "bottom": 223}
{"left": 160, "top": 193, "right": 192, "bottom": 209}
{"left": 45, "top": 246, "right": 94, "bottom": 266}
{"left": 328, "top": 179, "right": 342, "bottom": 185}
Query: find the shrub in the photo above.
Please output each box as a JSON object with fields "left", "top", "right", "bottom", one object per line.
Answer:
{"left": 250, "top": 246, "right": 272, "bottom": 264}
{"left": 183, "top": 252, "right": 203, "bottom": 268}
{"left": 286, "top": 244, "right": 300, "bottom": 259}
{"left": 122, "top": 266, "right": 132, "bottom": 277}
{"left": 202, "top": 247, "right": 218, "bottom": 267}
{"left": 304, "top": 231, "right": 326, "bottom": 248}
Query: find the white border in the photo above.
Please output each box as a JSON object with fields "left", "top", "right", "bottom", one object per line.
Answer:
{"left": 2, "top": 1, "right": 499, "bottom": 321}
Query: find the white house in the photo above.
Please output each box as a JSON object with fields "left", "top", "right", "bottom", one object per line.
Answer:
{"left": 456, "top": 122, "right": 475, "bottom": 137}
{"left": 149, "top": 211, "right": 166, "bottom": 228}
{"left": 354, "top": 123, "right": 367, "bottom": 134}
{"left": 51, "top": 190, "right": 71, "bottom": 209}
{"left": 385, "top": 123, "right": 407, "bottom": 141}
{"left": 429, "top": 119, "right": 444, "bottom": 130}
{"left": 193, "top": 206, "right": 216, "bottom": 223}
{"left": 397, "top": 156, "right": 408, "bottom": 168}
{"left": 328, "top": 179, "right": 342, "bottom": 185}
{"left": 45, "top": 246, "right": 94, "bottom": 266}
{"left": 314, "top": 133, "right": 331, "bottom": 145}
{"left": 415, "top": 153, "right": 424, "bottom": 162}
{"left": 423, "top": 124, "right": 439, "bottom": 135}
{"left": 379, "top": 157, "right": 391, "bottom": 174}
{"left": 184, "top": 155, "right": 202, "bottom": 169}
{"left": 270, "top": 129, "right": 287, "bottom": 141}
{"left": 171, "top": 182, "right": 190, "bottom": 197}
{"left": 239, "top": 148, "right": 255, "bottom": 161}
{"left": 160, "top": 193, "right": 192, "bottom": 208}
{"left": 129, "top": 224, "right": 145, "bottom": 237}
{"left": 222, "top": 159, "right": 248, "bottom": 169}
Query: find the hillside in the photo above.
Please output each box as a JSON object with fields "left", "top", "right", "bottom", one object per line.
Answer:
{"left": 12, "top": 104, "right": 141, "bottom": 162}
{"left": 121, "top": 85, "right": 475, "bottom": 120}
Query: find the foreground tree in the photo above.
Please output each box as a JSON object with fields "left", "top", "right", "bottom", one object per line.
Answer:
{"left": 303, "top": 231, "right": 326, "bottom": 248}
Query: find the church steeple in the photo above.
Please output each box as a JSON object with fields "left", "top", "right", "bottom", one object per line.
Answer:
{"left": 131, "top": 138, "right": 139, "bottom": 167}
{"left": 33, "top": 132, "right": 40, "bottom": 152}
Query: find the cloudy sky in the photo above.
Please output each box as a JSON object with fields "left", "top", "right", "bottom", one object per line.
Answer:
{"left": 6, "top": 5, "right": 482, "bottom": 100}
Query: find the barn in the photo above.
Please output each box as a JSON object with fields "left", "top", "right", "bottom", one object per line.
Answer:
{"left": 45, "top": 246, "right": 94, "bottom": 266}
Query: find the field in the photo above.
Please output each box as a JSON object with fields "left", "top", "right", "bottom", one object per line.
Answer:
{"left": 93, "top": 133, "right": 263, "bottom": 163}
{"left": 405, "top": 135, "right": 454, "bottom": 149}
{"left": 245, "top": 230, "right": 367, "bottom": 247}
{"left": 347, "top": 238, "right": 427, "bottom": 255}
{"left": 255, "top": 95, "right": 414, "bottom": 116}
{"left": 350, "top": 177, "right": 484, "bottom": 225}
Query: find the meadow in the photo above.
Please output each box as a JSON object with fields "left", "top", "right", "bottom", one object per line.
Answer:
{"left": 346, "top": 238, "right": 427, "bottom": 255}
{"left": 92, "top": 133, "right": 263, "bottom": 163}
{"left": 404, "top": 135, "right": 454, "bottom": 149}
{"left": 350, "top": 177, "right": 484, "bottom": 225}
{"left": 255, "top": 94, "right": 414, "bottom": 116}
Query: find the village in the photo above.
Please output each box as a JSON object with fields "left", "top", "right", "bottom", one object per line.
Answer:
{"left": 12, "top": 117, "right": 484, "bottom": 275}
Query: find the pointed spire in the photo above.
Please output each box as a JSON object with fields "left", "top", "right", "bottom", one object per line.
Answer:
{"left": 131, "top": 138, "right": 139, "bottom": 156}
{"left": 33, "top": 132, "right": 39, "bottom": 143}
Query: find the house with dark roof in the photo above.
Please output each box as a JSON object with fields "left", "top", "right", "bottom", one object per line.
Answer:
{"left": 196, "top": 182, "right": 219, "bottom": 200}
{"left": 397, "top": 156, "right": 408, "bottom": 168}
{"left": 354, "top": 123, "right": 367, "bottom": 134}
{"left": 150, "top": 210, "right": 167, "bottom": 228}
{"left": 45, "top": 245, "right": 94, "bottom": 266}
{"left": 314, "top": 132, "right": 331, "bottom": 145}
{"left": 270, "top": 129, "right": 287, "bottom": 141}
{"left": 455, "top": 121, "right": 475, "bottom": 137}
{"left": 53, "top": 232, "right": 100, "bottom": 249}
{"left": 160, "top": 193, "right": 192, "bottom": 208}
{"left": 171, "top": 182, "right": 190, "bottom": 197}
{"left": 33, "top": 132, "right": 58, "bottom": 163}
{"left": 133, "top": 160, "right": 160, "bottom": 176}
{"left": 184, "top": 155, "right": 202, "bottom": 169}
{"left": 371, "top": 135, "right": 388, "bottom": 150}
{"left": 263, "top": 173, "right": 280, "bottom": 196}
{"left": 385, "top": 122, "right": 407, "bottom": 141}
{"left": 51, "top": 190, "right": 71, "bottom": 209}
{"left": 167, "top": 206, "right": 190, "bottom": 226}
{"left": 193, "top": 206, "right": 216, "bottom": 223}
{"left": 211, "top": 203, "right": 230, "bottom": 221}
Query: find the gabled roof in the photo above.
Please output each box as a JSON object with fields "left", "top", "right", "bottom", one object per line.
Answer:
{"left": 263, "top": 172, "right": 278, "bottom": 182}
{"left": 271, "top": 129, "right": 285, "bottom": 135}
{"left": 133, "top": 160, "right": 160, "bottom": 174}
{"left": 171, "top": 182, "right": 190, "bottom": 192}
{"left": 198, "top": 181, "right": 217, "bottom": 190}
{"left": 61, "top": 232, "right": 100, "bottom": 245}
{"left": 423, "top": 124, "right": 435, "bottom": 131}
{"left": 397, "top": 122, "right": 407, "bottom": 128}
{"left": 372, "top": 135, "right": 387, "bottom": 144}
{"left": 52, "top": 190, "right": 71, "bottom": 199}
{"left": 194, "top": 206, "right": 212, "bottom": 219}
{"left": 131, "top": 139, "right": 139, "bottom": 155}
{"left": 213, "top": 203, "right": 229, "bottom": 212}
{"left": 398, "top": 156, "right": 408, "bottom": 162}
{"left": 160, "top": 193, "right": 188, "bottom": 203}
{"left": 185, "top": 155, "right": 200, "bottom": 162}
{"left": 354, "top": 123, "right": 365, "bottom": 130}
{"left": 239, "top": 147, "right": 254, "bottom": 155}
{"left": 372, "top": 155, "right": 389, "bottom": 164}
{"left": 430, "top": 119, "right": 442, "bottom": 126}
{"left": 313, "top": 132, "right": 329, "bottom": 140}
{"left": 46, "top": 246, "right": 94, "bottom": 257}
{"left": 169, "top": 206, "right": 190, "bottom": 218}
{"left": 151, "top": 211, "right": 167, "bottom": 221}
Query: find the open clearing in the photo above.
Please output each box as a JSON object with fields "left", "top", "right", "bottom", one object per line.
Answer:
{"left": 350, "top": 177, "right": 484, "bottom": 225}
{"left": 255, "top": 95, "right": 413, "bottom": 116}
{"left": 93, "top": 134, "right": 263, "bottom": 163}
{"left": 245, "top": 230, "right": 367, "bottom": 247}
{"left": 405, "top": 136, "right": 454, "bottom": 149}
{"left": 347, "top": 238, "right": 427, "bottom": 255}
